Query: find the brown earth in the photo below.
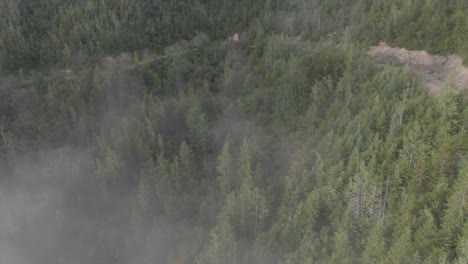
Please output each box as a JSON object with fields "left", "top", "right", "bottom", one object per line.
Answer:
{"left": 368, "top": 42, "right": 468, "bottom": 96}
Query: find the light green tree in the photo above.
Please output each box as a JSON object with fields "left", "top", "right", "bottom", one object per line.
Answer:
{"left": 217, "top": 139, "right": 235, "bottom": 194}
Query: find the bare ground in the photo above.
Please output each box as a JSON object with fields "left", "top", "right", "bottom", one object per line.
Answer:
{"left": 368, "top": 42, "right": 468, "bottom": 96}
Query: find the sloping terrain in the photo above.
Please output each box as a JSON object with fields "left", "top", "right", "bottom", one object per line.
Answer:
{"left": 369, "top": 42, "right": 468, "bottom": 96}
{"left": 1, "top": 1, "right": 468, "bottom": 263}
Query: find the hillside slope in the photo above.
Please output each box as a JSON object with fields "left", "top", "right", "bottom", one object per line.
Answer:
{"left": 369, "top": 42, "right": 468, "bottom": 95}
{"left": 1, "top": 0, "right": 467, "bottom": 263}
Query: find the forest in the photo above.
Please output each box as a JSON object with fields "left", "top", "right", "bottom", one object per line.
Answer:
{"left": 0, "top": 0, "right": 467, "bottom": 263}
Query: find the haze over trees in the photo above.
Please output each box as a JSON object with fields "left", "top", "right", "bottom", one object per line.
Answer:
{"left": 0, "top": 0, "right": 467, "bottom": 263}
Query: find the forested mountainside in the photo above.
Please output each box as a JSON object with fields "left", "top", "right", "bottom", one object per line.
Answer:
{"left": 0, "top": 0, "right": 467, "bottom": 263}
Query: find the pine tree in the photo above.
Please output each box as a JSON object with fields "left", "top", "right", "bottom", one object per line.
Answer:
{"left": 217, "top": 139, "right": 235, "bottom": 194}
{"left": 386, "top": 227, "right": 419, "bottom": 264}
{"left": 96, "top": 146, "right": 121, "bottom": 186}
{"left": 362, "top": 222, "right": 386, "bottom": 264}
{"left": 176, "top": 141, "right": 195, "bottom": 193}
{"left": 197, "top": 212, "right": 238, "bottom": 264}
{"left": 445, "top": 162, "right": 468, "bottom": 225}
{"left": 330, "top": 229, "right": 354, "bottom": 264}
{"left": 186, "top": 101, "right": 208, "bottom": 160}
{"left": 455, "top": 221, "right": 468, "bottom": 264}
{"left": 413, "top": 210, "right": 439, "bottom": 259}
{"left": 136, "top": 170, "right": 152, "bottom": 218}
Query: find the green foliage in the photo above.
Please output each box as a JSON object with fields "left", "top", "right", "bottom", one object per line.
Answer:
{"left": 198, "top": 212, "right": 238, "bottom": 264}
{"left": 1, "top": 1, "right": 468, "bottom": 263}
{"left": 362, "top": 222, "right": 386, "bottom": 264}
{"left": 0, "top": 0, "right": 266, "bottom": 72}
{"left": 217, "top": 139, "right": 236, "bottom": 194}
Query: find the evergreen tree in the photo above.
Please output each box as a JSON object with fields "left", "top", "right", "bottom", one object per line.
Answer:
{"left": 217, "top": 139, "right": 235, "bottom": 194}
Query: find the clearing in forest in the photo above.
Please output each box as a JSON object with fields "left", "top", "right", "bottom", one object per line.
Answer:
{"left": 368, "top": 42, "right": 468, "bottom": 96}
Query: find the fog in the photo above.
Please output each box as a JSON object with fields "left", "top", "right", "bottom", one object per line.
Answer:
{"left": 0, "top": 2, "right": 312, "bottom": 262}
{"left": 0, "top": 148, "right": 99, "bottom": 263}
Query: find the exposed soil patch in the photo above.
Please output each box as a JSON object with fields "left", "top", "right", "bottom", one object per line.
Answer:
{"left": 369, "top": 42, "right": 468, "bottom": 96}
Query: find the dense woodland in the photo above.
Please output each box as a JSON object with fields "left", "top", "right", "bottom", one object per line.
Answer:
{"left": 0, "top": 0, "right": 467, "bottom": 263}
